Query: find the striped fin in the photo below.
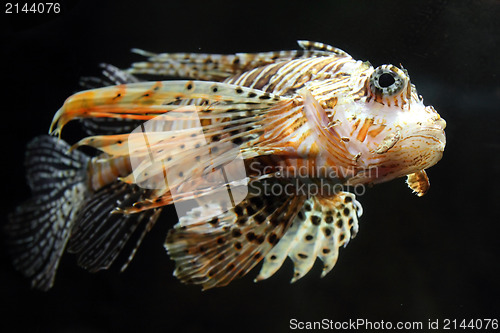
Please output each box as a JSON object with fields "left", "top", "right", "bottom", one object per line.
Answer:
{"left": 5, "top": 136, "right": 89, "bottom": 290}
{"left": 297, "top": 40, "right": 351, "bottom": 57}
{"left": 165, "top": 179, "right": 306, "bottom": 290}
{"left": 255, "top": 192, "right": 362, "bottom": 283}
{"left": 81, "top": 117, "right": 145, "bottom": 137}
{"left": 67, "top": 181, "right": 161, "bottom": 272}
{"left": 126, "top": 40, "right": 348, "bottom": 82}
{"left": 80, "top": 63, "right": 140, "bottom": 89}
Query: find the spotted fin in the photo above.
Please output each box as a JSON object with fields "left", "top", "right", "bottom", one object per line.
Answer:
{"left": 255, "top": 192, "right": 362, "bottom": 283}
{"left": 53, "top": 81, "right": 296, "bottom": 213}
{"left": 50, "top": 80, "right": 290, "bottom": 136}
{"left": 126, "top": 40, "right": 349, "bottom": 82}
{"left": 79, "top": 64, "right": 145, "bottom": 136}
{"left": 4, "top": 136, "right": 89, "bottom": 290}
{"left": 165, "top": 180, "right": 306, "bottom": 290}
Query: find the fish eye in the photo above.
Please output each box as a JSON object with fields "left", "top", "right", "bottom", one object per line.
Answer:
{"left": 369, "top": 65, "right": 406, "bottom": 97}
{"left": 378, "top": 73, "right": 395, "bottom": 88}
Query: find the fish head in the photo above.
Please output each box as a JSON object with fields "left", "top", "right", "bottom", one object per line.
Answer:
{"left": 329, "top": 63, "right": 446, "bottom": 185}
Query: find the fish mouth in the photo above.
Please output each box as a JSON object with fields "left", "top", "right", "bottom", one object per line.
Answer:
{"left": 434, "top": 117, "right": 446, "bottom": 131}
{"left": 406, "top": 126, "right": 446, "bottom": 152}
{"left": 393, "top": 125, "right": 446, "bottom": 173}
{"left": 427, "top": 127, "right": 446, "bottom": 151}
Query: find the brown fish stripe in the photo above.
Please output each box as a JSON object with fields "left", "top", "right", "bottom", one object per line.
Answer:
{"left": 283, "top": 59, "right": 327, "bottom": 89}
{"left": 356, "top": 118, "right": 375, "bottom": 142}
{"left": 367, "top": 125, "right": 386, "bottom": 138}
{"left": 254, "top": 64, "right": 282, "bottom": 91}
{"left": 239, "top": 67, "right": 266, "bottom": 88}
{"left": 269, "top": 59, "right": 311, "bottom": 92}
{"left": 352, "top": 118, "right": 361, "bottom": 132}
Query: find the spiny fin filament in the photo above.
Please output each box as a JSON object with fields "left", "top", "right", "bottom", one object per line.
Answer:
{"left": 165, "top": 180, "right": 306, "bottom": 290}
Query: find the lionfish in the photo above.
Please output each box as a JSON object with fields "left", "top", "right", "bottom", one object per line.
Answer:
{"left": 6, "top": 41, "right": 446, "bottom": 291}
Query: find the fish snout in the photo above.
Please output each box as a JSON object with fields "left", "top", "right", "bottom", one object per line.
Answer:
{"left": 426, "top": 105, "right": 446, "bottom": 130}
{"left": 435, "top": 117, "right": 446, "bottom": 130}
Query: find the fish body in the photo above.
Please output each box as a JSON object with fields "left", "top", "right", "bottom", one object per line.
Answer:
{"left": 6, "top": 41, "right": 446, "bottom": 290}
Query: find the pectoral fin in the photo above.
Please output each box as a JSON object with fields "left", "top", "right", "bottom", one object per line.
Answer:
{"left": 406, "top": 170, "right": 430, "bottom": 197}
{"left": 255, "top": 191, "right": 363, "bottom": 283}
{"left": 165, "top": 180, "right": 306, "bottom": 290}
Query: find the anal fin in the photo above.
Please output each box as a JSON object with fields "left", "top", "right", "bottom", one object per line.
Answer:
{"left": 67, "top": 181, "right": 161, "bottom": 272}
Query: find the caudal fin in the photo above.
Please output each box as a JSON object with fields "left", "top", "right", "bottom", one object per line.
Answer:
{"left": 5, "top": 136, "right": 89, "bottom": 290}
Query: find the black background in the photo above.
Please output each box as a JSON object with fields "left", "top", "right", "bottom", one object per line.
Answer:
{"left": 2, "top": 1, "right": 499, "bottom": 332}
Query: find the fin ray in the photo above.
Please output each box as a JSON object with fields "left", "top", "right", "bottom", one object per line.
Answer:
{"left": 5, "top": 136, "right": 89, "bottom": 290}
{"left": 165, "top": 180, "right": 306, "bottom": 290}
{"left": 127, "top": 40, "right": 350, "bottom": 81}
{"left": 68, "top": 181, "right": 161, "bottom": 272}
{"left": 50, "top": 80, "right": 289, "bottom": 136}
{"left": 256, "top": 192, "right": 362, "bottom": 283}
